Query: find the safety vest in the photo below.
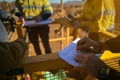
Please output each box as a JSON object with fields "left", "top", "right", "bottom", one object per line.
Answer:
{"left": 17, "top": 0, "right": 53, "bottom": 18}
{"left": 78, "top": 0, "right": 115, "bottom": 33}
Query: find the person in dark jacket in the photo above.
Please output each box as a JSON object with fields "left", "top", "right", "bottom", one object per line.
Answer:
{"left": 75, "top": 36, "right": 120, "bottom": 80}
{"left": 0, "top": 17, "right": 27, "bottom": 79}
{"left": 0, "top": 39, "right": 27, "bottom": 79}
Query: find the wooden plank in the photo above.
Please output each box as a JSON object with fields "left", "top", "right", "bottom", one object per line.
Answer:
{"left": 7, "top": 53, "right": 71, "bottom": 76}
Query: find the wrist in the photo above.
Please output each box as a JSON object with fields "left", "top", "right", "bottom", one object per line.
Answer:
{"left": 97, "top": 67, "right": 110, "bottom": 80}
{"left": 100, "top": 42, "right": 109, "bottom": 51}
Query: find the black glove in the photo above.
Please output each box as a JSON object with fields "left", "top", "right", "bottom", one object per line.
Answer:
{"left": 97, "top": 67, "right": 120, "bottom": 80}
{"left": 15, "top": 12, "right": 23, "bottom": 18}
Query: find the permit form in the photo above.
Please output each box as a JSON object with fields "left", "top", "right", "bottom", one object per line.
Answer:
{"left": 59, "top": 38, "right": 102, "bottom": 67}
{"left": 59, "top": 38, "right": 81, "bottom": 67}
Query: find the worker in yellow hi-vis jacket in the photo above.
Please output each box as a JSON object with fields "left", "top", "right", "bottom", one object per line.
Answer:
{"left": 15, "top": 0, "right": 53, "bottom": 55}
{"left": 74, "top": 0, "right": 115, "bottom": 41}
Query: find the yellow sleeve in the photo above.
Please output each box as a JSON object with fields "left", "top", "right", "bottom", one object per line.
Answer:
{"left": 18, "top": 0, "right": 23, "bottom": 3}
{"left": 96, "top": 0, "right": 115, "bottom": 31}
{"left": 15, "top": 0, "right": 23, "bottom": 5}
{"left": 43, "top": 0, "right": 53, "bottom": 13}
{"left": 78, "top": 1, "right": 93, "bottom": 21}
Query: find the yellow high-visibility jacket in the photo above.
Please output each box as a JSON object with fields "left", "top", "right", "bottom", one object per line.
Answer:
{"left": 78, "top": 0, "right": 115, "bottom": 33}
{"left": 17, "top": 0, "right": 53, "bottom": 18}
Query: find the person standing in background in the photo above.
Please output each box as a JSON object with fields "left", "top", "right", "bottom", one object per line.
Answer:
{"left": 73, "top": 0, "right": 115, "bottom": 41}
{"left": 16, "top": 0, "right": 53, "bottom": 55}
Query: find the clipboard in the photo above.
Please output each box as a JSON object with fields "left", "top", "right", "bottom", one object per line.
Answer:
{"left": 59, "top": 38, "right": 102, "bottom": 67}
{"left": 23, "top": 19, "right": 54, "bottom": 27}
{"left": 59, "top": 38, "right": 81, "bottom": 67}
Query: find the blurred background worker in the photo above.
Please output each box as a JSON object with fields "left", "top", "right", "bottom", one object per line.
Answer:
{"left": 16, "top": 0, "right": 53, "bottom": 55}
{"left": 74, "top": 0, "right": 115, "bottom": 41}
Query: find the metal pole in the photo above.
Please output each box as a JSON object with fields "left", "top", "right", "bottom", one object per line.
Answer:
{"left": 72, "top": 0, "right": 75, "bottom": 16}
{"left": 60, "top": 0, "right": 64, "bottom": 14}
{"left": 60, "top": 0, "right": 64, "bottom": 49}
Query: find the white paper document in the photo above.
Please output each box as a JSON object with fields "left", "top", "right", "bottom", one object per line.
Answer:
{"left": 23, "top": 19, "right": 54, "bottom": 27}
{"left": 59, "top": 38, "right": 81, "bottom": 67}
{"left": 59, "top": 38, "right": 102, "bottom": 67}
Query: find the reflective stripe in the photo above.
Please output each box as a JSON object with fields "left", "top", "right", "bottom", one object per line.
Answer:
{"left": 94, "top": 10, "right": 115, "bottom": 20}
{"left": 35, "top": 6, "right": 42, "bottom": 9}
{"left": 43, "top": 5, "right": 51, "bottom": 9}
{"left": 22, "top": 5, "right": 42, "bottom": 9}
{"left": 103, "top": 10, "right": 115, "bottom": 16}
{"left": 22, "top": 5, "right": 51, "bottom": 10}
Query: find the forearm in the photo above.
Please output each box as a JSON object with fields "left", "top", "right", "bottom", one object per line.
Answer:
{"left": 41, "top": 10, "right": 52, "bottom": 20}
{"left": 10, "top": 39, "right": 27, "bottom": 56}
{"left": 100, "top": 41, "right": 109, "bottom": 51}
{"left": 100, "top": 35, "right": 120, "bottom": 53}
